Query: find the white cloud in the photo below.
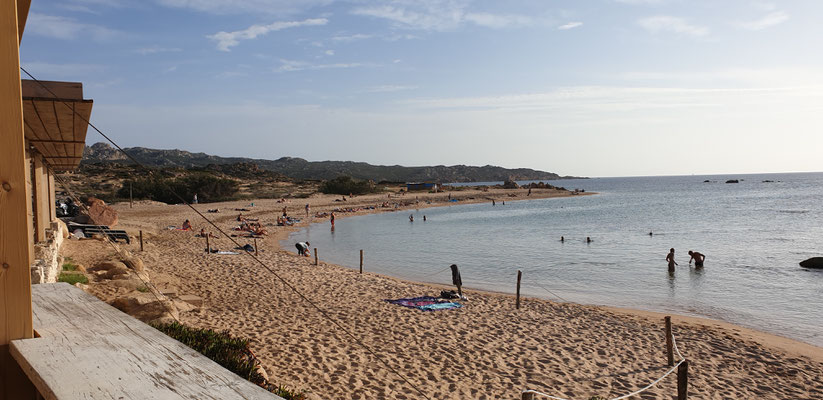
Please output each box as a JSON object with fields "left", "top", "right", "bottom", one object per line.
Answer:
{"left": 276, "top": 59, "right": 375, "bottom": 72}
{"left": 366, "top": 85, "right": 418, "bottom": 93}
{"left": 135, "top": 46, "right": 183, "bottom": 55}
{"left": 463, "top": 13, "right": 534, "bottom": 29}
{"left": 207, "top": 18, "right": 328, "bottom": 51}
{"left": 324, "top": 49, "right": 335, "bottom": 55}
{"left": 331, "top": 33, "right": 373, "bottom": 42}
{"left": 26, "top": 13, "right": 121, "bottom": 42}
{"left": 638, "top": 16, "right": 709, "bottom": 37}
{"left": 351, "top": 2, "right": 536, "bottom": 31}
{"left": 736, "top": 11, "right": 789, "bottom": 30}
{"left": 558, "top": 21, "right": 583, "bottom": 30}
{"left": 156, "top": 0, "right": 333, "bottom": 15}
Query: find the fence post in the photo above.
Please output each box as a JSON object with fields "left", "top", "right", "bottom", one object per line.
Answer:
{"left": 129, "top": 181, "right": 133, "bottom": 208}
{"left": 139, "top": 230, "right": 143, "bottom": 252}
{"left": 360, "top": 249, "right": 363, "bottom": 274}
{"left": 205, "top": 235, "right": 210, "bottom": 254}
{"left": 677, "top": 360, "right": 688, "bottom": 400}
{"left": 314, "top": 248, "right": 318, "bottom": 265}
{"left": 254, "top": 238, "right": 258, "bottom": 256}
{"left": 516, "top": 270, "right": 522, "bottom": 309}
{"left": 665, "top": 316, "right": 674, "bottom": 366}
{"left": 522, "top": 391, "right": 535, "bottom": 400}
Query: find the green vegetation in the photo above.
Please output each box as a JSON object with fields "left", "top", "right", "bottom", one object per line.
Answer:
{"left": 151, "top": 321, "right": 305, "bottom": 399}
{"left": 62, "top": 257, "right": 79, "bottom": 271}
{"left": 319, "top": 176, "right": 378, "bottom": 195}
{"left": 118, "top": 174, "right": 240, "bottom": 204}
{"left": 58, "top": 272, "right": 88, "bottom": 285}
{"left": 136, "top": 286, "right": 149, "bottom": 293}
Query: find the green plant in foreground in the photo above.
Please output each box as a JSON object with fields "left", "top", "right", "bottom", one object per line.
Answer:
{"left": 151, "top": 322, "right": 305, "bottom": 400}
{"left": 58, "top": 272, "right": 88, "bottom": 285}
{"left": 62, "top": 260, "right": 78, "bottom": 271}
{"left": 136, "top": 286, "right": 149, "bottom": 293}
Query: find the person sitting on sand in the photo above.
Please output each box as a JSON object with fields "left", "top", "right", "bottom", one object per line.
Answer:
{"left": 295, "top": 241, "right": 310, "bottom": 257}
{"left": 666, "top": 248, "right": 678, "bottom": 269}
{"left": 688, "top": 251, "right": 706, "bottom": 267}
{"left": 182, "top": 219, "right": 192, "bottom": 230}
{"left": 237, "top": 213, "right": 244, "bottom": 222}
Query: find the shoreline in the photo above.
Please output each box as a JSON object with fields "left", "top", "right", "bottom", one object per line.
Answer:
{"left": 71, "top": 187, "right": 823, "bottom": 398}
{"left": 273, "top": 191, "right": 823, "bottom": 358}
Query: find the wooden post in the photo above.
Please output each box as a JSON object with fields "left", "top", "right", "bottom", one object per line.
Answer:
{"left": 0, "top": 0, "right": 37, "bottom": 397}
{"left": 521, "top": 391, "right": 535, "bottom": 400}
{"left": 665, "top": 316, "right": 674, "bottom": 366}
{"left": 48, "top": 172, "right": 56, "bottom": 221}
{"left": 254, "top": 238, "right": 258, "bottom": 256}
{"left": 205, "top": 235, "right": 210, "bottom": 254}
{"left": 314, "top": 248, "right": 318, "bottom": 265}
{"left": 32, "top": 154, "right": 48, "bottom": 242}
{"left": 677, "top": 360, "right": 689, "bottom": 400}
{"left": 129, "top": 181, "right": 133, "bottom": 208}
{"left": 516, "top": 270, "right": 522, "bottom": 309}
{"left": 139, "top": 230, "right": 143, "bottom": 251}
{"left": 359, "top": 249, "right": 363, "bottom": 274}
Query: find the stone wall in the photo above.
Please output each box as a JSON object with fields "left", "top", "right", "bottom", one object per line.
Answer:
{"left": 31, "top": 219, "right": 68, "bottom": 284}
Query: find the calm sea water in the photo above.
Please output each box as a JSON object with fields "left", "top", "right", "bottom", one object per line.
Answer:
{"left": 285, "top": 173, "right": 823, "bottom": 347}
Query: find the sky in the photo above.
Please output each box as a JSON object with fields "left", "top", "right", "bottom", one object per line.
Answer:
{"left": 19, "top": 0, "right": 823, "bottom": 177}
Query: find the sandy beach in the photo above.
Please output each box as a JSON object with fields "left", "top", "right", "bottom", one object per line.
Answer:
{"left": 62, "top": 187, "right": 823, "bottom": 399}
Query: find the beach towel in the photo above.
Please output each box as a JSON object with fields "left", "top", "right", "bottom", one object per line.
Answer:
{"left": 385, "top": 296, "right": 462, "bottom": 311}
{"left": 216, "top": 251, "right": 240, "bottom": 255}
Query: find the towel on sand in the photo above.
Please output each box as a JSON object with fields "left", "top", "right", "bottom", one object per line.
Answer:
{"left": 385, "top": 296, "right": 462, "bottom": 311}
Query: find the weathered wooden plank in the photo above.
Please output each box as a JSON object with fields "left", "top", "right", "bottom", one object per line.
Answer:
{"left": 21, "top": 80, "right": 82, "bottom": 101}
{"left": 10, "top": 283, "right": 282, "bottom": 400}
{"left": 0, "top": 1, "right": 36, "bottom": 398}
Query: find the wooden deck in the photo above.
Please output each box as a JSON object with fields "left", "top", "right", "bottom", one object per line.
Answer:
{"left": 10, "top": 283, "right": 282, "bottom": 399}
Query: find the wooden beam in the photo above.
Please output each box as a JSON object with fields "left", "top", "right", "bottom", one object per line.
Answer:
{"left": 48, "top": 173, "right": 56, "bottom": 221}
{"left": 21, "top": 80, "right": 83, "bottom": 101}
{"left": 1, "top": 0, "right": 36, "bottom": 397}
{"left": 32, "top": 154, "right": 48, "bottom": 242}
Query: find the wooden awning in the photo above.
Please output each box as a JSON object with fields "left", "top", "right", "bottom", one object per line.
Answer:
{"left": 22, "top": 80, "right": 93, "bottom": 172}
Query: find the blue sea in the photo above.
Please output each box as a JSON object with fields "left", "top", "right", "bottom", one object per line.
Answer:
{"left": 285, "top": 172, "right": 823, "bottom": 347}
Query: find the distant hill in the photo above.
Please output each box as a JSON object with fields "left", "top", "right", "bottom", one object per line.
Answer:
{"left": 82, "top": 142, "right": 582, "bottom": 182}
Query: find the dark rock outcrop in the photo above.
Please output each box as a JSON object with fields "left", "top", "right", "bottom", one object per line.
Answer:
{"left": 799, "top": 257, "right": 823, "bottom": 269}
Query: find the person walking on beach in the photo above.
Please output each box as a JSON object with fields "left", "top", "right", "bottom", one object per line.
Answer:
{"left": 295, "top": 241, "right": 310, "bottom": 257}
{"left": 450, "top": 264, "right": 463, "bottom": 298}
{"left": 688, "top": 250, "right": 706, "bottom": 267}
{"left": 192, "top": 193, "right": 198, "bottom": 204}
{"left": 666, "top": 248, "right": 678, "bottom": 269}
{"left": 330, "top": 212, "right": 335, "bottom": 227}
{"left": 305, "top": 203, "right": 310, "bottom": 217}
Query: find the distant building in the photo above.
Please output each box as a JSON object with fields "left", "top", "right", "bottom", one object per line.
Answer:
{"left": 406, "top": 182, "right": 439, "bottom": 191}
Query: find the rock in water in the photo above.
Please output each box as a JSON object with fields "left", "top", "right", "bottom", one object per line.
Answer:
{"left": 799, "top": 257, "right": 823, "bottom": 269}
{"left": 725, "top": 179, "right": 739, "bottom": 183}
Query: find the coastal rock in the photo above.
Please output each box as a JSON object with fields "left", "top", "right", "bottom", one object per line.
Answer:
{"left": 502, "top": 180, "right": 519, "bottom": 189}
{"left": 725, "top": 179, "right": 739, "bottom": 183}
{"left": 112, "top": 294, "right": 180, "bottom": 324}
{"left": 121, "top": 255, "right": 145, "bottom": 272}
{"left": 799, "top": 257, "right": 823, "bottom": 269}
{"left": 85, "top": 197, "right": 119, "bottom": 227}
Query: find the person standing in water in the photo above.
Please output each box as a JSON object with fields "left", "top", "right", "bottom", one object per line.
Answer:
{"left": 666, "top": 248, "right": 678, "bottom": 269}
{"left": 330, "top": 212, "right": 335, "bottom": 227}
{"left": 688, "top": 251, "right": 706, "bottom": 267}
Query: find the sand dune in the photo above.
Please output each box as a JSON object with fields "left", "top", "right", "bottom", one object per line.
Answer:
{"left": 63, "top": 188, "right": 823, "bottom": 399}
